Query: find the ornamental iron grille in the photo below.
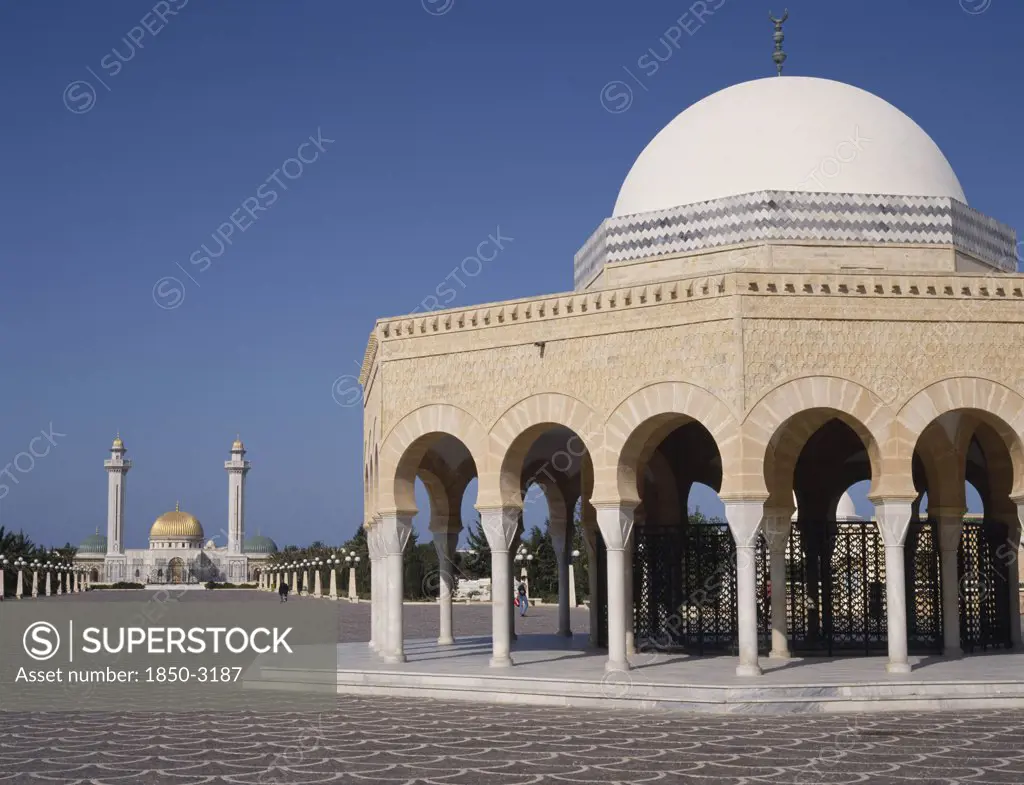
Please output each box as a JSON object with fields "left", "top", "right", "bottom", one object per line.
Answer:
{"left": 958, "top": 518, "right": 1012, "bottom": 653}
{"left": 596, "top": 517, "right": 943, "bottom": 656}
{"left": 786, "top": 520, "right": 940, "bottom": 656}
{"left": 601, "top": 521, "right": 770, "bottom": 655}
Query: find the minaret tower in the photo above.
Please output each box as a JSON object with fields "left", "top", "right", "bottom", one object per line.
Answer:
{"left": 225, "top": 437, "right": 251, "bottom": 572}
{"left": 104, "top": 433, "right": 131, "bottom": 582}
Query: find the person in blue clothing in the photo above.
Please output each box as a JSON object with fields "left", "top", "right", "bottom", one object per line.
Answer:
{"left": 517, "top": 582, "right": 528, "bottom": 616}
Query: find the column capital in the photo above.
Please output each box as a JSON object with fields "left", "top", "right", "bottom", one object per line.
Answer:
{"left": 594, "top": 501, "right": 635, "bottom": 551}
{"left": 762, "top": 508, "right": 793, "bottom": 552}
{"left": 873, "top": 499, "right": 913, "bottom": 547}
{"left": 931, "top": 506, "right": 966, "bottom": 521}
{"left": 724, "top": 500, "right": 765, "bottom": 548}
{"left": 378, "top": 513, "right": 413, "bottom": 555}
{"left": 427, "top": 517, "right": 462, "bottom": 536}
{"left": 478, "top": 506, "right": 519, "bottom": 553}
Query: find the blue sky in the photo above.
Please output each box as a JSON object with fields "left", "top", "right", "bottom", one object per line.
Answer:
{"left": 0, "top": 0, "right": 1017, "bottom": 549}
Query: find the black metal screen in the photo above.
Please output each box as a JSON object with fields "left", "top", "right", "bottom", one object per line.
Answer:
{"left": 959, "top": 519, "right": 1012, "bottom": 652}
{"left": 596, "top": 518, "right": 943, "bottom": 657}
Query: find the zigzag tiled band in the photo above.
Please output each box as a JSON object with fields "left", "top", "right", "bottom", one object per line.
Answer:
{"left": 574, "top": 191, "right": 1018, "bottom": 290}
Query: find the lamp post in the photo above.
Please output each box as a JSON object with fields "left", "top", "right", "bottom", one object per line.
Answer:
{"left": 569, "top": 549, "right": 580, "bottom": 608}
{"left": 300, "top": 560, "right": 310, "bottom": 596}
{"left": 0, "top": 554, "right": 6, "bottom": 601}
{"left": 514, "top": 546, "right": 533, "bottom": 600}
{"left": 31, "top": 560, "right": 40, "bottom": 598}
{"left": 64, "top": 563, "right": 72, "bottom": 595}
{"left": 14, "top": 558, "right": 26, "bottom": 599}
{"left": 290, "top": 563, "right": 298, "bottom": 596}
{"left": 43, "top": 562, "right": 52, "bottom": 596}
{"left": 345, "top": 552, "right": 360, "bottom": 602}
{"left": 313, "top": 558, "right": 323, "bottom": 598}
{"left": 327, "top": 555, "right": 339, "bottom": 600}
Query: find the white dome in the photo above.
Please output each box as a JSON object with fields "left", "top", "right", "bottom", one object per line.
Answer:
{"left": 836, "top": 491, "right": 859, "bottom": 521}
{"left": 612, "top": 77, "right": 966, "bottom": 217}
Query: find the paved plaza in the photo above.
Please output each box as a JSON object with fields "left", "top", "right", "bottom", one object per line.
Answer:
{"left": 1, "top": 592, "right": 1024, "bottom": 783}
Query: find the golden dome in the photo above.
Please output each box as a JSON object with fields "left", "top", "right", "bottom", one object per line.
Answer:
{"left": 112, "top": 433, "right": 124, "bottom": 449}
{"left": 149, "top": 502, "right": 204, "bottom": 539}
{"left": 232, "top": 438, "right": 244, "bottom": 450}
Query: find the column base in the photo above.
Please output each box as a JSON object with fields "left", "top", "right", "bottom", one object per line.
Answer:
{"left": 368, "top": 640, "right": 376, "bottom": 650}
{"left": 437, "top": 636, "right": 454, "bottom": 646}
{"left": 768, "top": 649, "right": 791, "bottom": 660}
{"left": 604, "top": 659, "right": 631, "bottom": 673}
{"left": 943, "top": 647, "right": 964, "bottom": 659}
{"left": 735, "top": 663, "right": 762, "bottom": 677}
{"left": 558, "top": 629, "right": 573, "bottom": 638}
{"left": 489, "top": 655, "right": 512, "bottom": 668}
{"left": 383, "top": 653, "right": 407, "bottom": 664}
{"left": 885, "top": 661, "right": 911, "bottom": 674}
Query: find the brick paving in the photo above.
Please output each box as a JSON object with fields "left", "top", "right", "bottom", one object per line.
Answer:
{"left": 4, "top": 592, "right": 1023, "bottom": 783}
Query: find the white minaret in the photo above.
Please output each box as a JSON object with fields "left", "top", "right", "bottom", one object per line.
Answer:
{"left": 225, "top": 436, "right": 250, "bottom": 559}
{"left": 104, "top": 433, "right": 131, "bottom": 582}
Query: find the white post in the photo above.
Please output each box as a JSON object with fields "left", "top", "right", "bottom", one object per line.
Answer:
{"left": 329, "top": 561, "right": 339, "bottom": 600}
{"left": 480, "top": 507, "right": 519, "bottom": 667}
{"left": 313, "top": 565, "right": 322, "bottom": 598}
{"left": 56, "top": 570, "right": 63, "bottom": 595}
{"left": 45, "top": 570, "right": 51, "bottom": 597}
{"left": 724, "top": 500, "right": 765, "bottom": 677}
{"left": 935, "top": 508, "right": 964, "bottom": 658}
{"left": 764, "top": 510, "right": 793, "bottom": 659}
{"left": 15, "top": 567, "right": 24, "bottom": 599}
{"left": 875, "top": 499, "right": 913, "bottom": 674}
{"left": 380, "top": 513, "right": 412, "bottom": 663}
{"left": 594, "top": 502, "right": 635, "bottom": 672}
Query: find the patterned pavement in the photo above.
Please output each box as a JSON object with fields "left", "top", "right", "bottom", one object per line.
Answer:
{"left": 3, "top": 701, "right": 1024, "bottom": 784}
{"left": 4, "top": 594, "right": 1024, "bottom": 783}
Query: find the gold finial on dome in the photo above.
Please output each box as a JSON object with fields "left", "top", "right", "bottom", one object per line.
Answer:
{"left": 175, "top": 500, "right": 180, "bottom": 512}
{"left": 112, "top": 431, "right": 124, "bottom": 449}
{"left": 232, "top": 434, "right": 244, "bottom": 451}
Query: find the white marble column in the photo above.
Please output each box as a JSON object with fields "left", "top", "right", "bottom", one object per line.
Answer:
{"left": 549, "top": 518, "right": 572, "bottom": 637}
{"left": 1006, "top": 502, "right": 1023, "bottom": 649}
{"left": 368, "top": 526, "right": 379, "bottom": 649}
{"left": 291, "top": 570, "right": 298, "bottom": 594}
{"left": 431, "top": 524, "right": 459, "bottom": 646}
{"left": 313, "top": 567, "right": 323, "bottom": 598}
{"left": 15, "top": 568, "right": 24, "bottom": 599}
{"left": 45, "top": 571, "right": 51, "bottom": 597}
{"left": 624, "top": 524, "right": 636, "bottom": 656}
{"left": 329, "top": 564, "right": 339, "bottom": 600}
{"left": 725, "top": 500, "right": 765, "bottom": 676}
{"left": 935, "top": 508, "right": 964, "bottom": 658}
{"left": 876, "top": 499, "right": 913, "bottom": 674}
{"left": 763, "top": 509, "right": 793, "bottom": 659}
{"left": 508, "top": 534, "right": 519, "bottom": 643}
{"left": 380, "top": 513, "right": 413, "bottom": 663}
{"left": 480, "top": 506, "right": 519, "bottom": 667}
{"left": 582, "top": 520, "right": 600, "bottom": 646}
{"left": 594, "top": 501, "right": 635, "bottom": 672}
{"left": 32, "top": 569, "right": 39, "bottom": 599}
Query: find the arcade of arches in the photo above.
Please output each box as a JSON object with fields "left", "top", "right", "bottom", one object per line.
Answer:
{"left": 361, "top": 380, "right": 1024, "bottom": 677}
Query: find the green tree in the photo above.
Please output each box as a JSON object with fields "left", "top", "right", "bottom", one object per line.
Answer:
{"left": 458, "top": 514, "right": 491, "bottom": 579}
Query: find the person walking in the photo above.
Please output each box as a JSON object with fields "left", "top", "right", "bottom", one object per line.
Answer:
{"left": 517, "top": 582, "right": 528, "bottom": 617}
{"left": 279, "top": 580, "right": 290, "bottom": 602}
